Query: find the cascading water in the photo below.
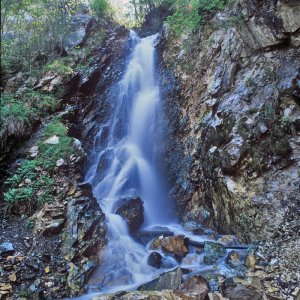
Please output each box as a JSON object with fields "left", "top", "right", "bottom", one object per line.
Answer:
{"left": 75, "top": 30, "right": 247, "bottom": 300}
{"left": 83, "top": 31, "right": 175, "bottom": 295}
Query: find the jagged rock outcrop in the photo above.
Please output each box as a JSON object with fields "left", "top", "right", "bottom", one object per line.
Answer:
{"left": 162, "top": 0, "right": 299, "bottom": 298}
{"left": 163, "top": 0, "right": 300, "bottom": 241}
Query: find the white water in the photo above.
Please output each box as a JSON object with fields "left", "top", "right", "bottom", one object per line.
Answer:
{"left": 84, "top": 31, "right": 175, "bottom": 295}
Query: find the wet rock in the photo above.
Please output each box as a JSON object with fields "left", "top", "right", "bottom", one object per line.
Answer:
{"left": 204, "top": 242, "right": 226, "bottom": 264}
{"left": 138, "top": 267, "right": 182, "bottom": 291}
{"left": 160, "top": 235, "right": 189, "bottom": 259}
{"left": 93, "top": 290, "right": 186, "bottom": 300}
{"left": 147, "top": 251, "right": 163, "bottom": 268}
{"left": 222, "top": 279, "right": 263, "bottom": 300}
{"left": 180, "top": 275, "right": 209, "bottom": 300}
{"left": 0, "top": 283, "right": 12, "bottom": 298}
{"left": 245, "top": 253, "right": 256, "bottom": 271}
{"left": 0, "top": 243, "right": 15, "bottom": 256}
{"left": 114, "top": 196, "right": 144, "bottom": 232}
{"left": 226, "top": 251, "right": 242, "bottom": 269}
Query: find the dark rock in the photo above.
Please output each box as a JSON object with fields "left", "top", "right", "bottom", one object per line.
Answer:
{"left": 147, "top": 252, "right": 163, "bottom": 268}
{"left": 138, "top": 267, "right": 182, "bottom": 291}
{"left": 180, "top": 275, "right": 209, "bottom": 300}
{"left": 204, "top": 241, "right": 226, "bottom": 264}
{"left": 114, "top": 196, "right": 144, "bottom": 232}
{"left": 222, "top": 282, "right": 263, "bottom": 300}
{"left": 0, "top": 243, "right": 15, "bottom": 256}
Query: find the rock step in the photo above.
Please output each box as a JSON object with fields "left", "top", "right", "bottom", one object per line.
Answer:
{"left": 134, "top": 230, "right": 248, "bottom": 250}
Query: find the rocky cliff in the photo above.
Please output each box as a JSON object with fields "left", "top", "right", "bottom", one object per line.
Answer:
{"left": 162, "top": 0, "right": 300, "bottom": 298}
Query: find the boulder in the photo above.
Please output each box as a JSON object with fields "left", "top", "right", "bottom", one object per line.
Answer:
{"left": 114, "top": 196, "right": 144, "bottom": 232}
{"left": 222, "top": 281, "right": 263, "bottom": 300}
{"left": 147, "top": 252, "right": 163, "bottom": 268}
{"left": 63, "top": 14, "right": 95, "bottom": 52}
{"left": 204, "top": 242, "right": 226, "bottom": 264}
{"left": 138, "top": 267, "right": 182, "bottom": 291}
{"left": 180, "top": 275, "right": 209, "bottom": 300}
{"left": 160, "top": 235, "right": 189, "bottom": 260}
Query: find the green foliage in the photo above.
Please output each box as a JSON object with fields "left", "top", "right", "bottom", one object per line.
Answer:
{"left": 3, "top": 120, "right": 77, "bottom": 214}
{"left": 0, "top": 90, "right": 57, "bottom": 130}
{"left": 1, "top": 0, "right": 84, "bottom": 79}
{"left": 167, "top": 0, "right": 231, "bottom": 36}
{"left": 45, "top": 60, "right": 73, "bottom": 75}
{"left": 90, "top": 0, "right": 111, "bottom": 17}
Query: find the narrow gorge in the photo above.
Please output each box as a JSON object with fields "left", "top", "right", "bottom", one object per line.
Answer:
{"left": 0, "top": 0, "right": 299, "bottom": 300}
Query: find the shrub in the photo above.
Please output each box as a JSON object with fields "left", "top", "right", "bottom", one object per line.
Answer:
{"left": 90, "top": 0, "right": 110, "bottom": 17}
{"left": 45, "top": 60, "right": 73, "bottom": 75}
{"left": 167, "top": 0, "right": 232, "bottom": 36}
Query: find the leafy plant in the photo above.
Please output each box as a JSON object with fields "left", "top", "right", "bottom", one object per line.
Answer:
{"left": 167, "top": 0, "right": 231, "bottom": 36}
{"left": 90, "top": 0, "right": 111, "bottom": 17}
{"left": 45, "top": 60, "right": 73, "bottom": 75}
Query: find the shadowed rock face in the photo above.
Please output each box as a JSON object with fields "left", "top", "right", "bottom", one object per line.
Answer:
{"left": 114, "top": 196, "right": 144, "bottom": 232}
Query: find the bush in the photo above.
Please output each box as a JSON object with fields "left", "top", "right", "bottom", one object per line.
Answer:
{"left": 90, "top": 0, "right": 110, "bottom": 17}
{"left": 167, "top": 0, "right": 231, "bottom": 36}
{"left": 45, "top": 59, "right": 73, "bottom": 75}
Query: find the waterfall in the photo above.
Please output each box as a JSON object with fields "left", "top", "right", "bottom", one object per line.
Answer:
{"left": 84, "top": 31, "right": 175, "bottom": 295}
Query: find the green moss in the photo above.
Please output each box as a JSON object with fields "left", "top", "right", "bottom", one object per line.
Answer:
{"left": 45, "top": 59, "right": 73, "bottom": 75}
{"left": 3, "top": 120, "right": 77, "bottom": 214}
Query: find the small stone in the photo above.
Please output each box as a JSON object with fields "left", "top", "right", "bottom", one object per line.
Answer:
{"left": 29, "top": 284, "right": 36, "bottom": 292}
{"left": 29, "top": 146, "right": 39, "bottom": 158}
{"left": 0, "top": 242, "right": 15, "bottom": 256}
{"left": 24, "top": 178, "right": 32, "bottom": 184}
{"left": 226, "top": 251, "right": 241, "bottom": 268}
{"left": 9, "top": 273, "right": 17, "bottom": 282}
{"left": 44, "top": 135, "right": 59, "bottom": 145}
{"left": 45, "top": 282, "right": 54, "bottom": 288}
{"left": 245, "top": 254, "right": 256, "bottom": 271}
{"left": 56, "top": 158, "right": 65, "bottom": 167}
{"left": 0, "top": 283, "right": 12, "bottom": 292}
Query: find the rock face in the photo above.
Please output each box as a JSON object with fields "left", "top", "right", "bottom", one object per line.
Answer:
{"left": 161, "top": 0, "right": 300, "bottom": 298}
{"left": 63, "top": 13, "right": 95, "bottom": 52}
{"left": 114, "top": 196, "right": 144, "bottom": 232}
{"left": 138, "top": 267, "right": 182, "bottom": 291}
{"left": 163, "top": 0, "right": 300, "bottom": 243}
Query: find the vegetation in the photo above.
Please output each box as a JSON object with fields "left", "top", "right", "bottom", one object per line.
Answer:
{"left": 0, "top": 0, "right": 86, "bottom": 79}
{"left": 90, "top": 0, "right": 111, "bottom": 17}
{"left": 0, "top": 90, "right": 58, "bottom": 131}
{"left": 167, "top": 0, "right": 233, "bottom": 36}
{"left": 3, "top": 119, "right": 78, "bottom": 214}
